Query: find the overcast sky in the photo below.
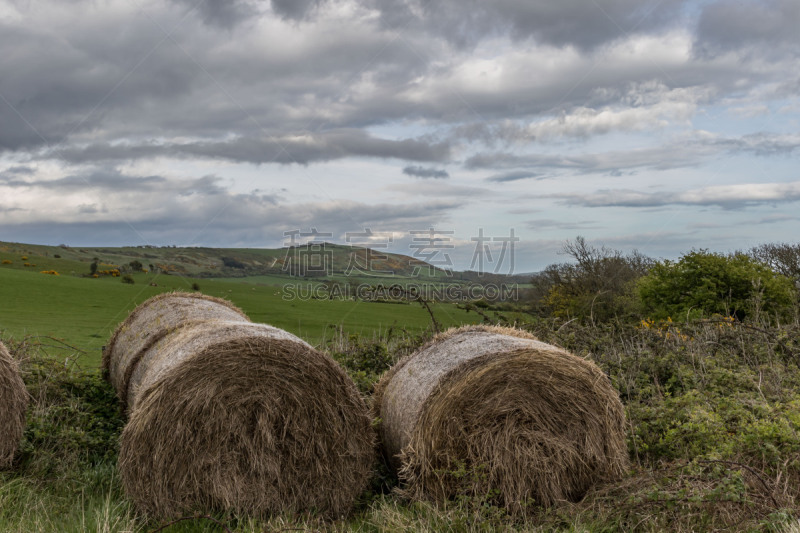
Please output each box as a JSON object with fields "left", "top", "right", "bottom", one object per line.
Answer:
{"left": 1, "top": 0, "right": 799, "bottom": 272}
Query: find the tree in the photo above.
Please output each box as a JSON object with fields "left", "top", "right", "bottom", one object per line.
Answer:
{"left": 529, "top": 236, "right": 652, "bottom": 322}
{"left": 638, "top": 250, "right": 795, "bottom": 321}
{"left": 749, "top": 242, "right": 800, "bottom": 280}
{"left": 222, "top": 257, "right": 246, "bottom": 269}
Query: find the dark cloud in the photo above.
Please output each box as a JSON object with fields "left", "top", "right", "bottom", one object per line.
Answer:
{"left": 170, "top": 0, "right": 258, "bottom": 28}
{"left": 0, "top": 0, "right": 784, "bottom": 161}
{"left": 370, "top": 0, "right": 685, "bottom": 51}
{"left": 402, "top": 165, "right": 449, "bottom": 179}
{"left": 270, "top": 0, "right": 327, "bottom": 20}
{"left": 3, "top": 166, "right": 35, "bottom": 175}
{"left": 485, "top": 170, "right": 542, "bottom": 183}
{"left": 695, "top": 0, "right": 800, "bottom": 56}
{"left": 0, "top": 166, "right": 265, "bottom": 202}
{"left": 0, "top": 10, "right": 203, "bottom": 151}
{"left": 50, "top": 131, "right": 451, "bottom": 165}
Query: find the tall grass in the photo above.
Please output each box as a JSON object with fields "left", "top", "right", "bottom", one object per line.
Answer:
{"left": 2, "top": 313, "right": 800, "bottom": 531}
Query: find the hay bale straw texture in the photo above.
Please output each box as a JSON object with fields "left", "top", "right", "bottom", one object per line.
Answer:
{"left": 374, "top": 325, "right": 628, "bottom": 511}
{"left": 104, "top": 293, "right": 374, "bottom": 519}
{"left": 0, "top": 340, "right": 27, "bottom": 468}
{"left": 103, "top": 291, "right": 248, "bottom": 410}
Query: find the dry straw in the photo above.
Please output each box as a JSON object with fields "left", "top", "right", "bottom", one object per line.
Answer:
{"left": 104, "top": 292, "right": 374, "bottom": 519}
{"left": 103, "top": 291, "right": 248, "bottom": 410}
{"left": 0, "top": 340, "right": 27, "bottom": 468}
{"left": 374, "top": 325, "right": 629, "bottom": 511}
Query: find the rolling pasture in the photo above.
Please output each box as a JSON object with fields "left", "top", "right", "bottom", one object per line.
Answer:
{"left": 0, "top": 244, "right": 480, "bottom": 367}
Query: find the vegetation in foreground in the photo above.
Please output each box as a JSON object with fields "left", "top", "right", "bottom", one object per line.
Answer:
{"left": 2, "top": 317, "right": 799, "bottom": 531}
{"left": 1, "top": 237, "right": 800, "bottom": 531}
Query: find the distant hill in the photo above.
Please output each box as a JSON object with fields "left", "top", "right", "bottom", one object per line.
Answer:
{"left": 0, "top": 241, "right": 450, "bottom": 279}
{"left": 0, "top": 240, "right": 532, "bottom": 286}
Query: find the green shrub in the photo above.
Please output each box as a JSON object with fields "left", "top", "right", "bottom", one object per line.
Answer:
{"left": 638, "top": 250, "right": 795, "bottom": 321}
{"left": 332, "top": 335, "right": 394, "bottom": 394}
{"left": 13, "top": 346, "right": 124, "bottom": 477}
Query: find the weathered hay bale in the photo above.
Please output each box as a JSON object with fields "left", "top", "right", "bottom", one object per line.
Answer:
{"left": 105, "top": 299, "right": 374, "bottom": 519}
{"left": 374, "top": 325, "right": 629, "bottom": 511}
{"left": 0, "top": 340, "right": 27, "bottom": 468}
{"left": 102, "top": 291, "right": 249, "bottom": 410}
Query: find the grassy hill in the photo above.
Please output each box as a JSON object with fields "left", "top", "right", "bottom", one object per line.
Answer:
{"left": 0, "top": 240, "right": 455, "bottom": 279}
{"left": 0, "top": 241, "right": 491, "bottom": 367}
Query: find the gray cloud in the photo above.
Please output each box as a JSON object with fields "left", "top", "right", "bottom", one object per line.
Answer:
{"left": 525, "top": 219, "right": 601, "bottom": 231}
{"left": 485, "top": 170, "right": 542, "bottom": 183}
{"left": 466, "top": 144, "right": 711, "bottom": 174}
{"left": 467, "top": 133, "right": 800, "bottom": 176}
{"left": 402, "top": 165, "right": 449, "bottom": 179}
{"left": 370, "top": 0, "right": 685, "bottom": 51}
{"left": 711, "top": 133, "right": 800, "bottom": 157}
{"left": 3, "top": 165, "right": 35, "bottom": 175}
{"left": 0, "top": 165, "right": 461, "bottom": 247}
{"left": 695, "top": 0, "right": 800, "bottom": 56}
{"left": 0, "top": 0, "right": 791, "bottom": 162}
{"left": 0, "top": 167, "right": 233, "bottom": 195}
{"left": 170, "top": 0, "right": 258, "bottom": 28}
{"left": 386, "top": 181, "right": 491, "bottom": 198}
{"left": 270, "top": 0, "right": 327, "bottom": 21}
{"left": 0, "top": 198, "right": 461, "bottom": 249}
{"left": 1, "top": 0, "right": 798, "bottom": 269}
{"left": 51, "top": 131, "right": 451, "bottom": 165}
{"left": 550, "top": 181, "right": 800, "bottom": 210}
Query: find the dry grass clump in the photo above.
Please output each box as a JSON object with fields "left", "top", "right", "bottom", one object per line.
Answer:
{"left": 374, "top": 325, "right": 629, "bottom": 512}
{"left": 104, "top": 293, "right": 374, "bottom": 519}
{"left": 0, "top": 339, "right": 28, "bottom": 468}
{"left": 555, "top": 460, "right": 793, "bottom": 532}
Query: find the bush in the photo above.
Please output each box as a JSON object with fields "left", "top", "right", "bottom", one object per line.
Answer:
{"left": 529, "top": 237, "right": 651, "bottom": 322}
{"left": 222, "top": 256, "right": 246, "bottom": 269}
{"left": 638, "top": 250, "right": 795, "bottom": 321}
{"left": 9, "top": 339, "right": 125, "bottom": 476}
{"left": 121, "top": 275, "right": 135, "bottom": 284}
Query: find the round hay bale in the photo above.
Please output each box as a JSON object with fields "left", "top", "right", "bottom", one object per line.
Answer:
{"left": 113, "top": 319, "right": 374, "bottom": 519}
{"left": 0, "top": 340, "right": 27, "bottom": 469}
{"left": 374, "top": 325, "right": 629, "bottom": 511}
{"left": 102, "top": 291, "right": 249, "bottom": 409}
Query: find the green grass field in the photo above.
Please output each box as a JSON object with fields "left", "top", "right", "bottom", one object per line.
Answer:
{"left": 0, "top": 259, "right": 480, "bottom": 368}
